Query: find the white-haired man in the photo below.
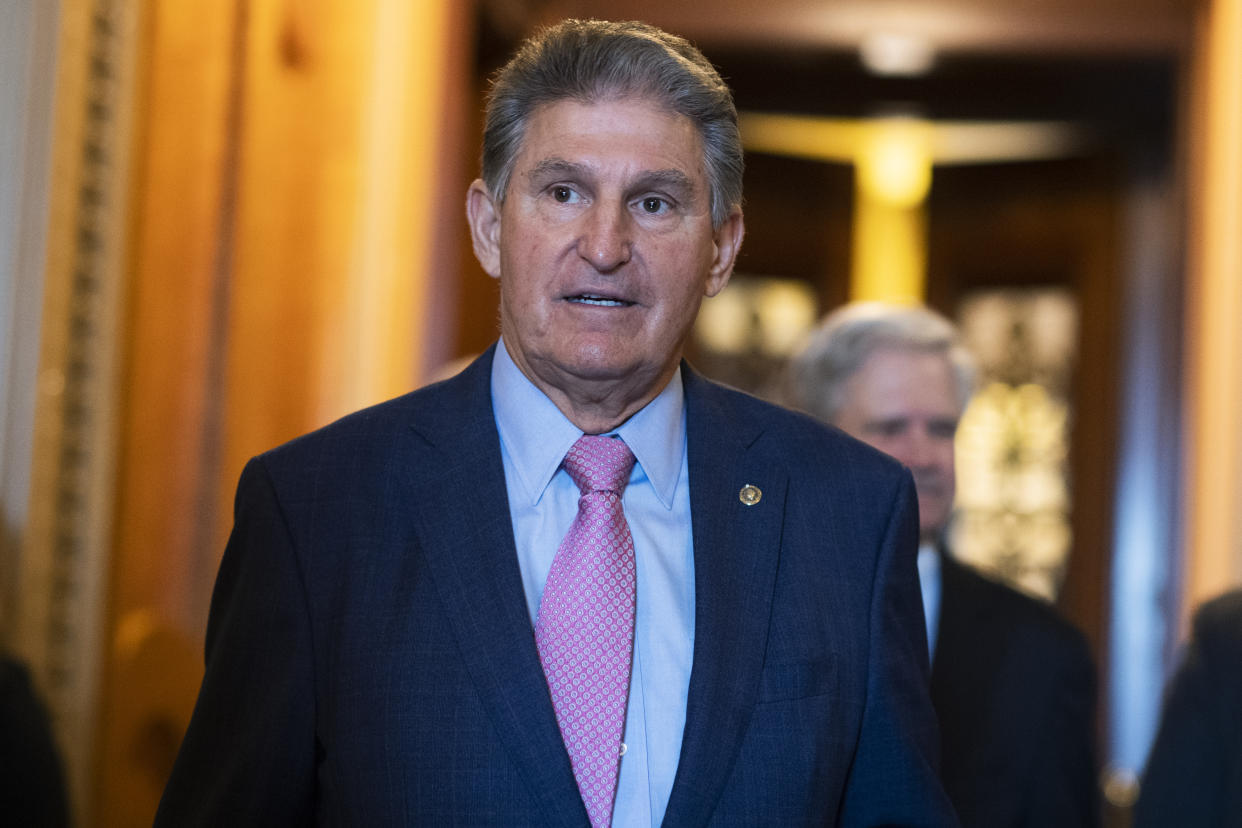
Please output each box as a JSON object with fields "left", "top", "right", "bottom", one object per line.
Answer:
{"left": 790, "top": 302, "right": 1100, "bottom": 828}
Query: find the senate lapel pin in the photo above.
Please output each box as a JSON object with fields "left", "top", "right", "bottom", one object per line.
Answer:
{"left": 738, "top": 484, "right": 762, "bottom": 506}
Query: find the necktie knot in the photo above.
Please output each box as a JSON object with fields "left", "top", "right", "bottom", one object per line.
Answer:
{"left": 564, "top": 435, "right": 635, "bottom": 495}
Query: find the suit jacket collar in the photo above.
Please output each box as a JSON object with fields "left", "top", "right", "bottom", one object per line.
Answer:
{"left": 406, "top": 350, "right": 788, "bottom": 827}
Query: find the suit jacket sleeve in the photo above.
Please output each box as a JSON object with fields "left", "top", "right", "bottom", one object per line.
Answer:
{"left": 839, "top": 470, "right": 958, "bottom": 827}
{"left": 155, "top": 456, "right": 317, "bottom": 826}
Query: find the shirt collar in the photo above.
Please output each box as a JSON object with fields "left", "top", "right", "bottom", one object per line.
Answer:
{"left": 491, "top": 337, "right": 685, "bottom": 509}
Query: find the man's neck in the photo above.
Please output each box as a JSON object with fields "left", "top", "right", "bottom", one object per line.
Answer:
{"left": 508, "top": 348, "right": 679, "bottom": 434}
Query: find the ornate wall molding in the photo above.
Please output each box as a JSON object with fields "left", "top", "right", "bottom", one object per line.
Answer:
{"left": 18, "top": 0, "right": 142, "bottom": 821}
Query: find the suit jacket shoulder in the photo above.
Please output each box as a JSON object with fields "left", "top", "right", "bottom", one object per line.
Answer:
{"left": 257, "top": 344, "right": 499, "bottom": 483}
{"left": 1191, "top": 588, "right": 1242, "bottom": 667}
{"left": 937, "top": 556, "right": 1090, "bottom": 657}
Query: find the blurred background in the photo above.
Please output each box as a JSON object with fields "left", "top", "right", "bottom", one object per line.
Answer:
{"left": 1, "top": 0, "right": 1238, "bottom": 825}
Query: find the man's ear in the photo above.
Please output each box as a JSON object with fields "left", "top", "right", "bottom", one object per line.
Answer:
{"left": 466, "top": 179, "right": 502, "bottom": 279}
{"left": 704, "top": 208, "right": 745, "bottom": 298}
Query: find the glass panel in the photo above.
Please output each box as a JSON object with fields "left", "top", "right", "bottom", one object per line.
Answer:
{"left": 951, "top": 287, "right": 1079, "bottom": 600}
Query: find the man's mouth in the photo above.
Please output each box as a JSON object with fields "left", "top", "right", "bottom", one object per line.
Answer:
{"left": 566, "top": 293, "right": 633, "bottom": 308}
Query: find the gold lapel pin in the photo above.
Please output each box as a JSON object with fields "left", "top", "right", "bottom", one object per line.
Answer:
{"left": 738, "top": 484, "right": 762, "bottom": 506}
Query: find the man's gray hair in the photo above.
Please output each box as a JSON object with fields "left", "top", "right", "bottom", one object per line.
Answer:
{"left": 788, "top": 302, "right": 977, "bottom": 423}
{"left": 481, "top": 18, "right": 743, "bottom": 229}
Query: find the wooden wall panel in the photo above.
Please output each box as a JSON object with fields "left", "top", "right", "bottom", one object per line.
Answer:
{"left": 99, "top": 2, "right": 243, "bottom": 823}
{"left": 98, "top": 1, "right": 472, "bottom": 825}
{"left": 1181, "top": 0, "right": 1242, "bottom": 622}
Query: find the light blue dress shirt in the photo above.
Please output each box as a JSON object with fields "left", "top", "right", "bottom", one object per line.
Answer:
{"left": 917, "top": 542, "right": 941, "bottom": 662}
{"left": 491, "top": 339, "right": 694, "bottom": 827}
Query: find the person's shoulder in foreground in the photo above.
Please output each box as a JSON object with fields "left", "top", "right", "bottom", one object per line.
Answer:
{"left": 1133, "top": 587, "right": 1242, "bottom": 828}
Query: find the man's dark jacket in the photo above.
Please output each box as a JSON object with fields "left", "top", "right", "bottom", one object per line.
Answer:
{"left": 157, "top": 346, "right": 957, "bottom": 826}
{"left": 931, "top": 552, "right": 1099, "bottom": 828}
{"left": 1134, "top": 588, "right": 1242, "bottom": 828}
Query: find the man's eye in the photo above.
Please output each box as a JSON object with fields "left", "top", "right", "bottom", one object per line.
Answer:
{"left": 641, "top": 196, "right": 667, "bottom": 214}
{"left": 552, "top": 186, "right": 575, "bottom": 203}
{"left": 868, "top": 421, "right": 906, "bottom": 438}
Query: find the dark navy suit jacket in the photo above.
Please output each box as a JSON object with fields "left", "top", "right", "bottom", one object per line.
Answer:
{"left": 931, "top": 553, "right": 1099, "bottom": 828}
{"left": 156, "top": 347, "right": 957, "bottom": 826}
{"left": 1134, "top": 589, "right": 1242, "bottom": 828}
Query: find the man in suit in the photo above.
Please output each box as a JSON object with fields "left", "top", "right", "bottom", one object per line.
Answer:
{"left": 788, "top": 302, "right": 1100, "bottom": 828}
{"left": 157, "top": 20, "right": 955, "bottom": 826}
{"left": 1134, "top": 588, "right": 1242, "bottom": 827}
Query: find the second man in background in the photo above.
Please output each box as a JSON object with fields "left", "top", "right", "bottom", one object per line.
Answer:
{"left": 789, "top": 302, "right": 1101, "bottom": 828}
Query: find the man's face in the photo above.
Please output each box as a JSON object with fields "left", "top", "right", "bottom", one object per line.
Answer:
{"left": 468, "top": 97, "right": 742, "bottom": 422}
{"left": 833, "top": 348, "right": 962, "bottom": 541}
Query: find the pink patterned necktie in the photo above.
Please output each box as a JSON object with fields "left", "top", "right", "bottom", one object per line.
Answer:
{"left": 535, "top": 434, "right": 637, "bottom": 828}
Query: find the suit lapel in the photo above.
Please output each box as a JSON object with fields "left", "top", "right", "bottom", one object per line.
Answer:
{"left": 406, "top": 348, "right": 588, "bottom": 828}
{"left": 663, "top": 369, "right": 788, "bottom": 826}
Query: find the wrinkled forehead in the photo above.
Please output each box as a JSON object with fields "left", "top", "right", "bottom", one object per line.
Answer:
{"left": 524, "top": 92, "right": 700, "bottom": 143}
{"left": 515, "top": 96, "right": 708, "bottom": 177}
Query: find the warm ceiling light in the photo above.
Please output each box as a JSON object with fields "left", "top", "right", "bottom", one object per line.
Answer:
{"left": 856, "top": 118, "right": 933, "bottom": 207}
{"left": 859, "top": 32, "right": 936, "bottom": 77}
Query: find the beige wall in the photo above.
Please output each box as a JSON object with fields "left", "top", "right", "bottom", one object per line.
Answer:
{"left": 1182, "top": 0, "right": 1242, "bottom": 624}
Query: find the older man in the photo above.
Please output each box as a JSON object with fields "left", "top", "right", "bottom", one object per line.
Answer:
{"left": 157, "top": 22, "right": 954, "bottom": 826}
{"left": 789, "top": 302, "right": 1100, "bottom": 828}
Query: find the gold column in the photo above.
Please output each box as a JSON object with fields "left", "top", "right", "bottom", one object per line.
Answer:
{"left": 850, "top": 118, "right": 932, "bottom": 304}
{"left": 1183, "top": 0, "right": 1242, "bottom": 619}
{"left": 738, "top": 112, "right": 933, "bottom": 304}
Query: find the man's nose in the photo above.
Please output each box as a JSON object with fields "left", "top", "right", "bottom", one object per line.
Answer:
{"left": 905, "top": 428, "right": 939, "bottom": 468}
{"left": 578, "top": 203, "right": 633, "bottom": 272}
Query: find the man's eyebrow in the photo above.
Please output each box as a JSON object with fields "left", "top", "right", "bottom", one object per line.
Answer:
{"left": 633, "top": 169, "right": 695, "bottom": 191}
{"left": 630, "top": 168, "right": 700, "bottom": 201}
{"left": 864, "top": 417, "right": 909, "bottom": 428}
{"left": 524, "top": 161, "right": 697, "bottom": 193}
{"left": 526, "top": 158, "right": 590, "bottom": 181}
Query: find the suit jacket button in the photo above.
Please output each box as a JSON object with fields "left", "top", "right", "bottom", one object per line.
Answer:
{"left": 739, "top": 484, "right": 762, "bottom": 506}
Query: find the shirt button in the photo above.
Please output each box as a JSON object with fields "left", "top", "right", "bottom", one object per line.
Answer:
{"left": 619, "top": 742, "right": 627, "bottom": 756}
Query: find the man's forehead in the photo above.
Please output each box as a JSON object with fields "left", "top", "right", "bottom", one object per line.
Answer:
{"left": 530, "top": 93, "right": 680, "bottom": 120}
{"left": 851, "top": 350, "right": 960, "bottom": 407}
{"left": 510, "top": 97, "right": 708, "bottom": 193}
{"left": 521, "top": 96, "right": 701, "bottom": 151}
{"left": 861, "top": 347, "right": 954, "bottom": 381}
